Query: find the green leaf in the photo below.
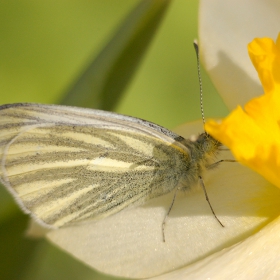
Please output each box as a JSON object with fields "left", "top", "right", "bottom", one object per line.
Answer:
{"left": 60, "top": 0, "right": 171, "bottom": 110}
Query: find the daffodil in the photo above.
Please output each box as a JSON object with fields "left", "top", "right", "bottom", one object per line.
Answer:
{"left": 42, "top": 3, "right": 280, "bottom": 280}
{"left": 206, "top": 35, "right": 280, "bottom": 189}
{"left": 2, "top": 1, "right": 280, "bottom": 280}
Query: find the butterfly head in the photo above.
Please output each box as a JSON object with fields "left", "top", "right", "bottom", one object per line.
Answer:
{"left": 197, "top": 133, "right": 221, "bottom": 154}
{"left": 186, "top": 132, "right": 222, "bottom": 165}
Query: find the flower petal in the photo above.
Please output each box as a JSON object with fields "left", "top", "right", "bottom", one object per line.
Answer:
{"left": 199, "top": 0, "right": 280, "bottom": 109}
{"left": 151, "top": 215, "right": 280, "bottom": 280}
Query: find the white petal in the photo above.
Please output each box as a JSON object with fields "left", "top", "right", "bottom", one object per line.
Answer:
{"left": 151, "top": 215, "right": 280, "bottom": 280}
{"left": 199, "top": 0, "right": 280, "bottom": 109}
{"left": 46, "top": 122, "right": 280, "bottom": 278}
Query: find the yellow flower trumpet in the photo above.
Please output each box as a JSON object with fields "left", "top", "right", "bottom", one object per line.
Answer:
{"left": 206, "top": 34, "right": 280, "bottom": 189}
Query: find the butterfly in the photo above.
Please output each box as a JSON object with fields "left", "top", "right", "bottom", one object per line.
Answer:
{"left": 0, "top": 102, "right": 222, "bottom": 238}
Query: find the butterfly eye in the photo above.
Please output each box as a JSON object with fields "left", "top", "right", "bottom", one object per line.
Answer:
{"left": 203, "top": 140, "right": 210, "bottom": 151}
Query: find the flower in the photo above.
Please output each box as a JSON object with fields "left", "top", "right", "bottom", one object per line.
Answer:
{"left": 2, "top": 1, "right": 280, "bottom": 280}
{"left": 206, "top": 35, "right": 280, "bottom": 189}
{"left": 46, "top": 36, "right": 280, "bottom": 279}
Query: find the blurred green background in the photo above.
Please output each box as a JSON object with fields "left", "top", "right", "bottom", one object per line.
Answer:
{"left": 0, "top": 1, "right": 228, "bottom": 279}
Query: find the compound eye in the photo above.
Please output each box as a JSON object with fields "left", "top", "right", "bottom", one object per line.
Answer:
{"left": 203, "top": 141, "right": 210, "bottom": 151}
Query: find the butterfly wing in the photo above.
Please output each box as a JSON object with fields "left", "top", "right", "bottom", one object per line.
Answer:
{"left": 0, "top": 103, "right": 191, "bottom": 228}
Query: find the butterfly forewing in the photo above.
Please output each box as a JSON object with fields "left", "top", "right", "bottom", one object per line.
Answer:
{"left": 0, "top": 103, "right": 191, "bottom": 228}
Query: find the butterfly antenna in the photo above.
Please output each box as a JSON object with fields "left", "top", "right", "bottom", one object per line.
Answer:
{"left": 193, "top": 41, "right": 207, "bottom": 133}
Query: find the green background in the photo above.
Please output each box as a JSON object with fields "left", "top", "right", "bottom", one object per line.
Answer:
{"left": 0, "top": 1, "right": 228, "bottom": 279}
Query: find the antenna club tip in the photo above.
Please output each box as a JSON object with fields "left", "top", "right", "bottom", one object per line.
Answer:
{"left": 193, "top": 40, "right": 199, "bottom": 53}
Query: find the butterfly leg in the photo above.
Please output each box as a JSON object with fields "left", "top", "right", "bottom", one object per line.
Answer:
{"left": 199, "top": 176, "right": 224, "bottom": 227}
{"left": 162, "top": 188, "right": 179, "bottom": 242}
{"left": 207, "top": 159, "right": 236, "bottom": 169}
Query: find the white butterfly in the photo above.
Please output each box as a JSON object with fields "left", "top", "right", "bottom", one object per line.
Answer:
{"left": 0, "top": 103, "right": 221, "bottom": 231}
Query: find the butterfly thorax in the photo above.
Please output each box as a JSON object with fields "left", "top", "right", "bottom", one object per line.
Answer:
{"left": 177, "top": 133, "right": 221, "bottom": 191}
